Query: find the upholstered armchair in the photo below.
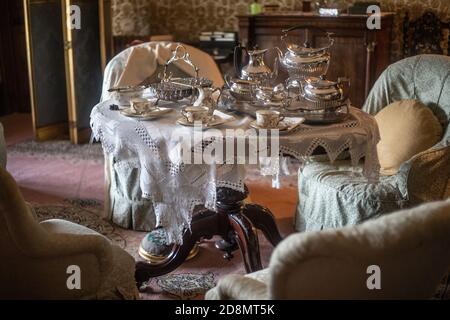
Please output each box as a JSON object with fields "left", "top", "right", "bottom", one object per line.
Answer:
{"left": 206, "top": 199, "right": 450, "bottom": 300}
{"left": 0, "top": 167, "right": 139, "bottom": 299}
{"left": 296, "top": 54, "right": 450, "bottom": 232}
{"left": 0, "top": 122, "right": 6, "bottom": 169}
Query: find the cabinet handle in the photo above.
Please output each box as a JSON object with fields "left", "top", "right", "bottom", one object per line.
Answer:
{"left": 366, "top": 41, "right": 377, "bottom": 52}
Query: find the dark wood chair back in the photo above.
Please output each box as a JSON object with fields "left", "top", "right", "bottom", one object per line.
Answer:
{"left": 403, "top": 11, "right": 450, "bottom": 58}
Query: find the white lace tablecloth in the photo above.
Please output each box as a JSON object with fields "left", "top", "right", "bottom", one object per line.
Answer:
{"left": 91, "top": 99, "right": 380, "bottom": 243}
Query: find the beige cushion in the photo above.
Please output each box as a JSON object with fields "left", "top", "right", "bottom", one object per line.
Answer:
{"left": 375, "top": 100, "right": 443, "bottom": 175}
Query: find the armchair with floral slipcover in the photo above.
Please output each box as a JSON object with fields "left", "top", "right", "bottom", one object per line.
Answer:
{"left": 206, "top": 199, "right": 450, "bottom": 300}
{"left": 295, "top": 54, "right": 450, "bottom": 232}
{"left": 0, "top": 167, "right": 139, "bottom": 299}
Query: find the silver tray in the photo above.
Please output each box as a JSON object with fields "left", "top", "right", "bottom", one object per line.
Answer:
{"left": 285, "top": 105, "right": 350, "bottom": 124}
{"left": 220, "top": 97, "right": 350, "bottom": 125}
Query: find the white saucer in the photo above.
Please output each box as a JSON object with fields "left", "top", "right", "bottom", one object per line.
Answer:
{"left": 176, "top": 115, "right": 228, "bottom": 128}
{"left": 249, "top": 118, "right": 305, "bottom": 134}
{"left": 249, "top": 121, "right": 289, "bottom": 131}
{"left": 120, "top": 107, "right": 172, "bottom": 120}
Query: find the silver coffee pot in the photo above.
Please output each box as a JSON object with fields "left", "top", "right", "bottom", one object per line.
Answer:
{"left": 234, "top": 46, "right": 279, "bottom": 83}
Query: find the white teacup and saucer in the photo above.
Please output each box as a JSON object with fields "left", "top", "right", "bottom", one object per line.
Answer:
{"left": 177, "top": 106, "right": 214, "bottom": 127}
{"left": 120, "top": 98, "right": 172, "bottom": 120}
{"left": 250, "top": 110, "right": 288, "bottom": 131}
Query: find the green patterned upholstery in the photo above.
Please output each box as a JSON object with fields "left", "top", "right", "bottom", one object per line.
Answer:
{"left": 296, "top": 55, "right": 450, "bottom": 232}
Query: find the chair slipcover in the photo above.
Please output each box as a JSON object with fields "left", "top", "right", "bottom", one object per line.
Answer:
{"left": 207, "top": 199, "right": 450, "bottom": 300}
{"left": 100, "top": 42, "right": 223, "bottom": 231}
{"left": 0, "top": 167, "right": 139, "bottom": 299}
{"left": 295, "top": 55, "right": 450, "bottom": 232}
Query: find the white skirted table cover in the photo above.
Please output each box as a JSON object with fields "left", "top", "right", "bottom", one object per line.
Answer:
{"left": 91, "top": 99, "right": 380, "bottom": 243}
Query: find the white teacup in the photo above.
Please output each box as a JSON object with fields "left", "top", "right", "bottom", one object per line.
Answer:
{"left": 256, "top": 110, "right": 285, "bottom": 128}
{"left": 130, "top": 98, "right": 157, "bottom": 114}
{"left": 181, "top": 106, "right": 211, "bottom": 124}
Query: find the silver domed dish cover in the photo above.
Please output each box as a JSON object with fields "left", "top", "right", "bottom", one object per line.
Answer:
{"left": 279, "top": 25, "right": 334, "bottom": 79}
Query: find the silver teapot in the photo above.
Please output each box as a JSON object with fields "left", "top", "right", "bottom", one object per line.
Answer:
{"left": 299, "top": 76, "right": 350, "bottom": 110}
{"left": 234, "top": 45, "right": 279, "bottom": 83}
{"left": 278, "top": 25, "right": 334, "bottom": 80}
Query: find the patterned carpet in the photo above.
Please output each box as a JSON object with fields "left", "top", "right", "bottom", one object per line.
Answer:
{"left": 8, "top": 140, "right": 104, "bottom": 163}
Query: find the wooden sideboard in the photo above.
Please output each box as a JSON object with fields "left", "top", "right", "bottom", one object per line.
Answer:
{"left": 238, "top": 12, "right": 394, "bottom": 107}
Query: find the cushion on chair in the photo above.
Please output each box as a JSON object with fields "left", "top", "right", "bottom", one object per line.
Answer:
{"left": 296, "top": 161, "right": 408, "bottom": 232}
{"left": 375, "top": 100, "right": 443, "bottom": 175}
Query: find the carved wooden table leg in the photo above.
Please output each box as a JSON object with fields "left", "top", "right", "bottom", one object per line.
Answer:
{"left": 215, "top": 186, "right": 263, "bottom": 272}
{"left": 135, "top": 185, "right": 283, "bottom": 286}
{"left": 242, "top": 203, "right": 283, "bottom": 247}
{"left": 228, "top": 213, "right": 262, "bottom": 272}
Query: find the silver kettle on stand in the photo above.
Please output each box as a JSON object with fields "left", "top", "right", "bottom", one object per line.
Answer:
{"left": 277, "top": 25, "right": 334, "bottom": 86}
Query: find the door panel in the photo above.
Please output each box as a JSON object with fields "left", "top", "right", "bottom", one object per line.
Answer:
{"left": 24, "top": 0, "right": 68, "bottom": 140}
{"left": 63, "top": 0, "right": 103, "bottom": 143}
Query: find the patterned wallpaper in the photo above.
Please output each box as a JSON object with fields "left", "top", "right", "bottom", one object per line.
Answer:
{"left": 111, "top": 0, "right": 450, "bottom": 61}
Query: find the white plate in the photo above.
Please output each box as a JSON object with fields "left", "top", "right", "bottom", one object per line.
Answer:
{"left": 176, "top": 112, "right": 235, "bottom": 129}
{"left": 119, "top": 107, "right": 172, "bottom": 120}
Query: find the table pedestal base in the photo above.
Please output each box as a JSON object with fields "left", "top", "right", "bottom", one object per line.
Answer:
{"left": 135, "top": 186, "right": 283, "bottom": 287}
